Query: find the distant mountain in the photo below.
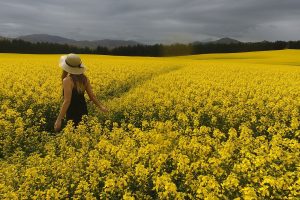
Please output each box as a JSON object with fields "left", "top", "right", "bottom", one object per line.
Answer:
{"left": 2, "top": 34, "right": 245, "bottom": 49}
{"left": 17, "top": 34, "right": 141, "bottom": 49}
{"left": 18, "top": 34, "right": 76, "bottom": 44}
{"left": 192, "top": 37, "right": 217, "bottom": 44}
{"left": 213, "top": 37, "right": 241, "bottom": 44}
{"left": 191, "top": 37, "right": 241, "bottom": 45}
{"left": 200, "top": 38, "right": 216, "bottom": 43}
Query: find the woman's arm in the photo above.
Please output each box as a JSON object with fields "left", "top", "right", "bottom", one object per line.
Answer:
{"left": 86, "top": 78, "right": 108, "bottom": 112}
{"left": 54, "top": 78, "right": 72, "bottom": 131}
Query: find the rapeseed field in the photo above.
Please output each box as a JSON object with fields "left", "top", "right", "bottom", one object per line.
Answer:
{"left": 0, "top": 50, "right": 299, "bottom": 199}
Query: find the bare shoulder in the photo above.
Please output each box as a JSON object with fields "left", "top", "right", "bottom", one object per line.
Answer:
{"left": 63, "top": 76, "right": 73, "bottom": 87}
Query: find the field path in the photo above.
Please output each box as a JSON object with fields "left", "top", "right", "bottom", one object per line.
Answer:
{"left": 100, "top": 65, "right": 184, "bottom": 101}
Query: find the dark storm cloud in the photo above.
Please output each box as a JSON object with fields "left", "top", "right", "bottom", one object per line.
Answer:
{"left": 1, "top": 0, "right": 300, "bottom": 44}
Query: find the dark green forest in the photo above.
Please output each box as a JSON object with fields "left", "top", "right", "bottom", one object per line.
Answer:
{"left": 0, "top": 39, "right": 300, "bottom": 56}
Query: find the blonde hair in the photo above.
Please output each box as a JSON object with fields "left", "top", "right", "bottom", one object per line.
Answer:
{"left": 61, "top": 70, "right": 88, "bottom": 94}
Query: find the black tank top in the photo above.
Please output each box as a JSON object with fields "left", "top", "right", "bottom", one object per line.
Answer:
{"left": 62, "top": 81, "right": 88, "bottom": 126}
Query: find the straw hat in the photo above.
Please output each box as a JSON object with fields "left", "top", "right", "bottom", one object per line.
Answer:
{"left": 59, "top": 53, "right": 87, "bottom": 74}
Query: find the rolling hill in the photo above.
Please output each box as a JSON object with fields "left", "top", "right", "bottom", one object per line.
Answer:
{"left": 17, "top": 34, "right": 141, "bottom": 49}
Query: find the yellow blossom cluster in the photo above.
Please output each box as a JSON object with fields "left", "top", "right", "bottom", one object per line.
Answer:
{"left": 0, "top": 50, "right": 299, "bottom": 199}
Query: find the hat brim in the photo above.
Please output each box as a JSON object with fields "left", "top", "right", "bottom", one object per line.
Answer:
{"left": 59, "top": 55, "right": 87, "bottom": 75}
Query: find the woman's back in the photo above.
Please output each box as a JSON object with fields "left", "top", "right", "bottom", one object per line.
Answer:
{"left": 63, "top": 76, "right": 88, "bottom": 126}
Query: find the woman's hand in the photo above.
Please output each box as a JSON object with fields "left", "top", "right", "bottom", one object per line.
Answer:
{"left": 54, "top": 119, "right": 62, "bottom": 132}
{"left": 98, "top": 105, "right": 109, "bottom": 113}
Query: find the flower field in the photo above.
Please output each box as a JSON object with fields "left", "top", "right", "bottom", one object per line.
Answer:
{"left": 0, "top": 50, "right": 299, "bottom": 199}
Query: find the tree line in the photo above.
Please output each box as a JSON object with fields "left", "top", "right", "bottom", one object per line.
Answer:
{"left": 0, "top": 38, "right": 300, "bottom": 56}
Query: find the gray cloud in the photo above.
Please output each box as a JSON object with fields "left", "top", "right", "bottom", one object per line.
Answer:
{"left": 1, "top": 0, "right": 300, "bottom": 44}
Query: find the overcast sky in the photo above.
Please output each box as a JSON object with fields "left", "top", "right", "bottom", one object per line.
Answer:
{"left": 1, "top": 0, "right": 300, "bottom": 44}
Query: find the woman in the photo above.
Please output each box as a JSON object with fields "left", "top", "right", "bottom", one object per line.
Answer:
{"left": 54, "top": 53, "right": 108, "bottom": 132}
